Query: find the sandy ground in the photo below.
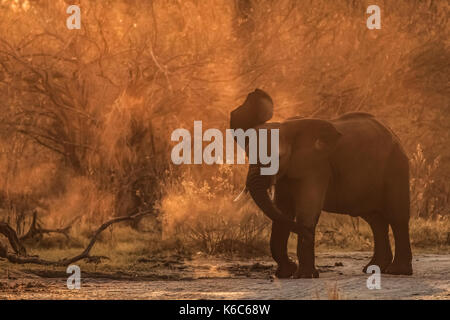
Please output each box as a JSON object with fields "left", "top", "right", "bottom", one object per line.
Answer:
{"left": 1, "top": 252, "right": 449, "bottom": 300}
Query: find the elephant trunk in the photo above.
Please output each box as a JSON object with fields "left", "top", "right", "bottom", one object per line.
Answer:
{"left": 245, "top": 165, "right": 302, "bottom": 235}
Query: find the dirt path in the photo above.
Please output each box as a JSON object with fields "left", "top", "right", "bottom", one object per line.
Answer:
{"left": 1, "top": 252, "right": 449, "bottom": 300}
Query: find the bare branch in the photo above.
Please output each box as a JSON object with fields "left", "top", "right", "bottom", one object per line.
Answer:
{"left": 19, "top": 211, "right": 80, "bottom": 241}
{"left": 0, "top": 223, "right": 27, "bottom": 255}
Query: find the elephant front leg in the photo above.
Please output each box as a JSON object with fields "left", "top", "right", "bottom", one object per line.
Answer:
{"left": 270, "top": 222, "right": 297, "bottom": 278}
{"left": 291, "top": 177, "right": 327, "bottom": 279}
{"left": 272, "top": 178, "right": 297, "bottom": 278}
{"left": 294, "top": 225, "right": 319, "bottom": 278}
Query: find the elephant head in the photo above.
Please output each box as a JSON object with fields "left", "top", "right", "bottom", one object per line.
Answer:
{"left": 230, "top": 88, "right": 275, "bottom": 202}
{"left": 230, "top": 94, "right": 342, "bottom": 235}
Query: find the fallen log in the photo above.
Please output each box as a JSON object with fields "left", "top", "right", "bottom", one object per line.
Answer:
{"left": 0, "top": 211, "right": 152, "bottom": 266}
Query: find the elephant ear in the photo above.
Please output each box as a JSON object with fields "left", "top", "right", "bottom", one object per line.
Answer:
{"left": 280, "top": 118, "right": 342, "bottom": 154}
{"left": 252, "top": 122, "right": 292, "bottom": 178}
{"left": 250, "top": 122, "right": 281, "bottom": 159}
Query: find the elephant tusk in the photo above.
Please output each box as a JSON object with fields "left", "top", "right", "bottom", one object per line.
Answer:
{"left": 233, "top": 187, "right": 250, "bottom": 203}
{"left": 234, "top": 185, "right": 275, "bottom": 203}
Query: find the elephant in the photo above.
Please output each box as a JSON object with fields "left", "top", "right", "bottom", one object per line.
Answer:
{"left": 230, "top": 91, "right": 413, "bottom": 279}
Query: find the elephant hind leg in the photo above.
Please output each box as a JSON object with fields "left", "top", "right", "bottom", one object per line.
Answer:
{"left": 384, "top": 188, "right": 412, "bottom": 275}
{"left": 362, "top": 214, "right": 393, "bottom": 273}
{"left": 383, "top": 144, "right": 413, "bottom": 275}
{"left": 386, "top": 221, "right": 412, "bottom": 275}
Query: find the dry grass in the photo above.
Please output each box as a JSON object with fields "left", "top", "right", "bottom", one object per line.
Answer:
{"left": 160, "top": 165, "right": 269, "bottom": 256}
{"left": 307, "top": 214, "right": 450, "bottom": 254}
{"left": 0, "top": 210, "right": 446, "bottom": 278}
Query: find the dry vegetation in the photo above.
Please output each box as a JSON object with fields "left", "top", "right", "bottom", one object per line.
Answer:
{"left": 0, "top": 0, "right": 448, "bottom": 265}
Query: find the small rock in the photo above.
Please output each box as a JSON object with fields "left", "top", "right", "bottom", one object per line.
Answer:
{"left": 334, "top": 262, "right": 344, "bottom": 267}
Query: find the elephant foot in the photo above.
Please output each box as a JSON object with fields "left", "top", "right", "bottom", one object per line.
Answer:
{"left": 275, "top": 260, "right": 297, "bottom": 279}
{"left": 293, "top": 266, "right": 319, "bottom": 279}
{"left": 384, "top": 261, "right": 413, "bottom": 275}
{"left": 362, "top": 258, "right": 392, "bottom": 273}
